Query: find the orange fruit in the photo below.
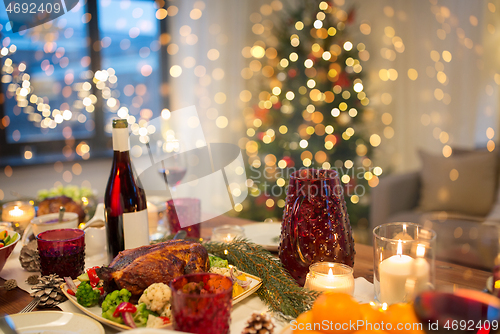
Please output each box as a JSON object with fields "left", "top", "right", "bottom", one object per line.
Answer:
{"left": 292, "top": 310, "right": 323, "bottom": 333}
{"left": 359, "top": 303, "right": 384, "bottom": 326}
{"left": 383, "top": 303, "right": 425, "bottom": 334}
{"left": 312, "top": 293, "right": 362, "bottom": 334}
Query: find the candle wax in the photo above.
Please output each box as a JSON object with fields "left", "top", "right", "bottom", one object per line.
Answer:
{"left": 379, "top": 254, "right": 429, "bottom": 304}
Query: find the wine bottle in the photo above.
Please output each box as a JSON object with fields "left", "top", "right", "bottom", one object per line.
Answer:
{"left": 104, "top": 119, "right": 149, "bottom": 261}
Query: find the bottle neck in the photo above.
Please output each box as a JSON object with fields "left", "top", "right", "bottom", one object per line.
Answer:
{"left": 112, "top": 127, "right": 130, "bottom": 152}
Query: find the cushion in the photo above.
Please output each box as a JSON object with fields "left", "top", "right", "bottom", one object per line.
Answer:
{"left": 418, "top": 150, "right": 498, "bottom": 216}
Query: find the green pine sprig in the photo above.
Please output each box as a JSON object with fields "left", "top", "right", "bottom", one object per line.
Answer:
{"left": 204, "top": 238, "right": 319, "bottom": 319}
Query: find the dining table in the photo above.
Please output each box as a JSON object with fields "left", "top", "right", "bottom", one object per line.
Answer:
{"left": 0, "top": 214, "right": 492, "bottom": 333}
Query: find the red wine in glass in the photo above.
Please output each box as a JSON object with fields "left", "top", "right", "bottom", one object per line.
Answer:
{"left": 159, "top": 167, "right": 187, "bottom": 187}
{"left": 414, "top": 290, "right": 500, "bottom": 334}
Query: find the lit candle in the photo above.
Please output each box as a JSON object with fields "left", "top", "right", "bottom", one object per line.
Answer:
{"left": 9, "top": 206, "right": 24, "bottom": 218}
{"left": 379, "top": 240, "right": 414, "bottom": 304}
{"left": 412, "top": 244, "right": 430, "bottom": 293}
{"left": 304, "top": 262, "right": 354, "bottom": 295}
{"left": 1, "top": 201, "right": 35, "bottom": 231}
{"left": 211, "top": 225, "right": 245, "bottom": 243}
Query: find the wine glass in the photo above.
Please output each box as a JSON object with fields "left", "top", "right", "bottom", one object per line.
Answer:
{"left": 157, "top": 139, "right": 187, "bottom": 192}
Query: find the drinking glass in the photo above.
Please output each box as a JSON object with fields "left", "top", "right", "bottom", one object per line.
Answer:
{"left": 166, "top": 198, "right": 201, "bottom": 238}
{"left": 373, "top": 222, "right": 436, "bottom": 305}
{"left": 36, "top": 228, "right": 85, "bottom": 279}
{"left": 158, "top": 139, "right": 187, "bottom": 191}
{"left": 170, "top": 273, "right": 233, "bottom": 334}
{"left": 279, "top": 168, "right": 355, "bottom": 286}
{"left": 414, "top": 290, "right": 500, "bottom": 334}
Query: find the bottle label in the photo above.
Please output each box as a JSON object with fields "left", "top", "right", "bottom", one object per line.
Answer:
{"left": 123, "top": 210, "right": 149, "bottom": 249}
{"left": 112, "top": 128, "right": 130, "bottom": 152}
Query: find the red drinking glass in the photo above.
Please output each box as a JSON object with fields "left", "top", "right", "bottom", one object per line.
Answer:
{"left": 279, "top": 169, "right": 355, "bottom": 286}
{"left": 166, "top": 198, "right": 201, "bottom": 238}
{"left": 36, "top": 228, "right": 85, "bottom": 279}
{"left": 170, "top": 273, "right": 233, "bottom": 334}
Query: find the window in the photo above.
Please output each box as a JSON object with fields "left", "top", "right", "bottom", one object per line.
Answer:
{"left": 0, "top": 0, "right": 168, "bottom": 166}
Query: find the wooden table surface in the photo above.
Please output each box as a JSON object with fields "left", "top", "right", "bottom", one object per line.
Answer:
{"left": 0, "top": 215, "right": 492, "bottom": 315}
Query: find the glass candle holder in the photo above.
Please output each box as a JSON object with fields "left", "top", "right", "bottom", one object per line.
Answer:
{"left": 1, "top": 201, "right": 35, "bottom": 233}
{"left": 170, "top": 273, "right": 233, "bottom": 334}
{"left": 304, "top": 262, "right": 354, "bottom": 295}
{"left": 36, "top": 228, "right": 85, "bottom": 279}
{"left": 373, "top": 222, "right": 436, "bottom": 305}
{"left": 211, "top": 225, "right": 245, "bottom": 242}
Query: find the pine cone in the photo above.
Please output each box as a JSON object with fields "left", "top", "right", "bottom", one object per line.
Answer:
{"left": 19, "top": 240, "right": 40, "bottom": 272}
{"left": 242, "top": 312, "right": 275, "bottom": 334}
{"left": 2, "top": 279, "right": 17, "bottom": 290}
{"left": 30, "top": 274, "right": 67, "bottom": 307}
{"left": 26, "top": 275, "right": 39, "bottom": 285}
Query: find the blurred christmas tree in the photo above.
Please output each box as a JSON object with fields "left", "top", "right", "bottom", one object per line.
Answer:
{"left": 237, "top": 0, "right": 381, "bottom": 229}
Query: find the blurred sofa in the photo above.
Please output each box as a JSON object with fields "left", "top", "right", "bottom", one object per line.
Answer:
{"left": 370, "top": 150, "right": 500, "bottom": 270}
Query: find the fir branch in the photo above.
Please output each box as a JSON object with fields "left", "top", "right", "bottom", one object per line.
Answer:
{"left": 204, "top": 238, "right": 319, "bottom": 319}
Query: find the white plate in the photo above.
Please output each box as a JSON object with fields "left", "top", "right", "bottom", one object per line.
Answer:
{"left": 61, "top": 271, "right": 262, "bottom": 331}
{"left": 8, "top": 311, "right": 105, "bottom": 334}
{"left": 487, "top": 276, "right": 493, "bottom": 292}
{"left": 243, "top": 222, "right": 281, "bottom": 251}
{"left": 119, "top": 329, "right": 181, "bottom": 334}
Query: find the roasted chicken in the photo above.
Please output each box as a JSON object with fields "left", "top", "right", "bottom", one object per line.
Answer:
{"left": 96, "top": 240, "right": 210, "bottom": 296}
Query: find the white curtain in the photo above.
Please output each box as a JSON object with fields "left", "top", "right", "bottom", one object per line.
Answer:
{"left": 350, "top": 0, "right": 500, "bottom": 172}
{"left": 166, "top": 0, "right": 500, "bottom": 171}
{"left": 167, "top": 0, "right": 263, "bottom": 145}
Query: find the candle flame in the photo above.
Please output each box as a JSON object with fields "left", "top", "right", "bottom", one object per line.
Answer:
{"left": 397, "top": 239, "right": 402, "bottom": 256}
{"left": 416, "top": 244, "right": 425, "bottom": 257}
{"left": 327, "top": 268, "right": 334, "bottom": 280}
{"left": 403, "top": 223, "right": 407, "bottom": 234}
{"left": 9, "top": 206, "right": 24, "bottom": 217}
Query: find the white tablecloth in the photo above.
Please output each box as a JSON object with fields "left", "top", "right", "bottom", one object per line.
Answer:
{"left": 2, "top": 243, "right": 374, "bottom": 333}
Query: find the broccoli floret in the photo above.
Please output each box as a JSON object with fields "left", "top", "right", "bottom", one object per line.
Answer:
{"left": 133, "top": 303, "right": 159, "bottom": 327}
{"left": 75, "top": 281, "right": 100, "bottom": 307}
{"left": 101, "top": 288, "right": 132, "bottom": 324}
{"left": 209, "top": 255, "right": 228, "bottom": 268}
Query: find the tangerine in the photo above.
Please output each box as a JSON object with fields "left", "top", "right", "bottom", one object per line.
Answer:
{"left": 311, "top": 293, "right": 362, "bottom": 334}
{"left": 359, "top": 303, "right": 384, "bottom": 327}
{"left": 292, "top": 310, "right": 323, "bottom": 333}
{"left": 383, "top": 303, "right": 424, "bottom": 334}
{"left": 354, "top": 330, "right": 389, "bottom": 334}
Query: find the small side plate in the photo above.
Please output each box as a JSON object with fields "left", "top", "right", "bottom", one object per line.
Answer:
{"left": 243, "top": 222, "right": 281, "bottom": 252}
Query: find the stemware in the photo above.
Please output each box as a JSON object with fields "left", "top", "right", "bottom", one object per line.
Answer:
{"left": 157, "top": 140, "right": 187, "bottom": 191}
{"left": 279, "top": 168, "right": 355, "bottom": 286}
{"left": 414, "top": 289, "right": 500, "bottom": 334}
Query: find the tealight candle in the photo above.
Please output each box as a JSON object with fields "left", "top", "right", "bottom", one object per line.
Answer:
{"left": 304, "top": 262, "right": 354, "bottom": 295}
{"left": 1, "top": 201, "right": 35, "bottom": 231}
{"left": 211, "top": 225, "right": 245, "bottom": 242}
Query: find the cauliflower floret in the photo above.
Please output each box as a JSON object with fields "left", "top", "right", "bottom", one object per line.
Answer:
{"left": 146, "top": 314, "right": 165, "bottom": 328}
{"left": 138, "top": 283, "right": 172, "bottom": 317}
{"left": 209, "top": 267, "right": 231, "bottom": 277}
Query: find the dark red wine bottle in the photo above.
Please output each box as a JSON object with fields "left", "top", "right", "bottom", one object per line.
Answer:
{"left": 104, "top": 119, "right": 149, "bottom": 262}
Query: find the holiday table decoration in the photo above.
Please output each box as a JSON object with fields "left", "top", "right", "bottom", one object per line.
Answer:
{"left": 1, "top": 201, "right": 35, "bottom": 232}
{"left": 30, "top": 274, "right": 67, "bottom": 307}
{"left": 279, "top": 169, "right": 355, "bottom": 286}
{"left": 304, "top": 262, "right": 354, "bottom": 295}
{"left": 373, "top": 222, "right": 436, "bottom": 305}
{"left": 241, "top": 312, "right": 275, "bottom": 334}
{"left": 205, "top": 239, "right": 318, "bottom": 319}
